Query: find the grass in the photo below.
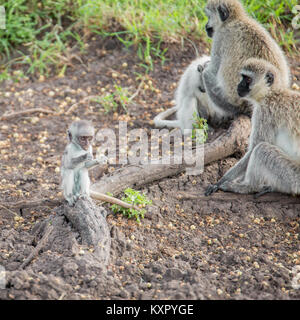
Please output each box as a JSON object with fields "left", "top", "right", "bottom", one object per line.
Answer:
{"left": 0, "top": 0, "right": 298, "bottom": 77}
{"left": 192, "top": 112, "right": 209, "bottom": 144}
{"left": 93, "top": 84, "right": 131, "bottom": 114}
{"left": 108, "top": 188, "right": 152, "bottom": 223}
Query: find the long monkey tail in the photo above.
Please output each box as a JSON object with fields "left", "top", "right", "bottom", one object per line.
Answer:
{"left": 153, "top": 106, "right": 180, "bottom": 129}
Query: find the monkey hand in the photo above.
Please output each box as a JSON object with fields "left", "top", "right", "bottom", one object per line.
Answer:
{"left": 86, "top": 152, "right": 93, "bottom": 161}
{"left": 253, "top": 186, "right": 272, "bottom": 199}
{"left": 197, "top": 65, "right": 207, "bottom": 93}
{"left": 197, "top": 60, "right": 210, "bottom": 93}
{"left": 205, "top": 184, "right": 219, "bottom": 196}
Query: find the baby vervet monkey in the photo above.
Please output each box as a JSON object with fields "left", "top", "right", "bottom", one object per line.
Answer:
{"left": 205, "top": 58, "right": 300, "bottom": 197}
{"left": 61, "top": 120, "right": 105, "bottom": 206}
{"left": 153, "top": 55, "right": 213, "bottom": 133}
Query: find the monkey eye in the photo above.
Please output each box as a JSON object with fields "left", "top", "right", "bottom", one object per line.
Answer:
{"left": 78, "top": 136, "right": 92, "bottom": 142}
{"left": 265, "top": 71, "right": 274, "bottom": 86}
{"left": 243, "top": 75, "right": 252, "bottom": 85}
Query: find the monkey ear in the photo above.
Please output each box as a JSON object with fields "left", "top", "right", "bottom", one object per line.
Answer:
{"left": 265, "top": 71, "right": 274, "bottom": 86}
{"left": 218, "top": 4, "right": 229, "bottom": 22}
{"left": 197, "top": 64, "right": 204, "bottom": 73}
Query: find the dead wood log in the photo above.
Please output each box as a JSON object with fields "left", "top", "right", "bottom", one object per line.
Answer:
{"left": 91, "top": 115, "right": 251, "bottom": 196}
{"left": 27, "top": 199, "right": 111, "bottom": 268}
{"left": 63, "top": 198, "right": 111, "bottom": 265}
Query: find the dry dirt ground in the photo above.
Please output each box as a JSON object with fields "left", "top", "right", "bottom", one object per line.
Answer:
{"left": 0, "top": 36, "right": 300, "bottom": 300}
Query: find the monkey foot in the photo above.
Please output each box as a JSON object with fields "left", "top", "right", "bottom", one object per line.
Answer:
{"left": 205, "top": 184, "right": 219, "bottom": 196}
{"left": 253, "top": 186, "right": 272, "bottom": 199}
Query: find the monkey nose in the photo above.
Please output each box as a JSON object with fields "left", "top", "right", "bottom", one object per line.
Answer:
{"left": 205, "top": 25, "right": 213, "bottom": 37}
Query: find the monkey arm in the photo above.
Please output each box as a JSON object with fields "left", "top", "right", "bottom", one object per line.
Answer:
{"left": 84, "top": 159, "right": 99, "bottom": 169}
{"left": 67, "top": 153, "right": 90, "bottom": 169}
{"left": 203, "top": 69, "right": 238, "bottom": 115}
{"left": 85, "top": 155, "right": 108, "bottom": 169}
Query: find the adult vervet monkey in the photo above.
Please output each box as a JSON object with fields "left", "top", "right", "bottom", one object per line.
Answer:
{"left": 205, "top": 58, "right": 300, "bottom": 197}
{"left": 199, "top": 0, "right": 290, "bottom": 122}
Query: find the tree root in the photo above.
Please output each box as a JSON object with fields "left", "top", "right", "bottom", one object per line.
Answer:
{"left": 0, "top": 108, "right": 56, "bottom": 121}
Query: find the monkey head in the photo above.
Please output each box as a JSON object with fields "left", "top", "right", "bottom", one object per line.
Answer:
{"left": 204, "top": 0, "right": 246, "bottom": 38}
{"left": 67, "top": 120, "right": 95, "bottom": 151}
{"left": 237, "top": 58, "right": 278, "bottom": 102}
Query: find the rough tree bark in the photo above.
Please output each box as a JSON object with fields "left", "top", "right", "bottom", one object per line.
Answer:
{"left": 63, "top": 198, "right": 111, "bottom": 264}
{"left": 23, "top": 199, "right": 111, "bottom": 269}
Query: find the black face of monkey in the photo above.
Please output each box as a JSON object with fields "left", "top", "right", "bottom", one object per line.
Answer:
{"left": 205, "top": 4, "right": 229, "bottom": 38}
{"left": 237, "top": 74, "right": 252, "bottom": 97}
{"left": 77, "top": 136, "right": 93, "bottom": 151}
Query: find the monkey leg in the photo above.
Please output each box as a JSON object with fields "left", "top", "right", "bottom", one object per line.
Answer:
{"left": 62, "top": 169, "right": 78, "bottom": 206}
{"left": 205, "top": 151, "right": 251, "bottom": 196}
{"left": 177, "top": 96, "right": 199, "bottom": 132}
{"left": 218, "top": 179, "right": 258, "bottom": 194}
{"left": 253, "top": 186, "right": 273, "bottom": 199}
{"left": 244, "top": 142, "right": 300, "bottom": 195}
{"left": 78, "top": 168, "right": 91, "bottom": 197}
{"left": 219, "top": 142, "right": 300, "bottom": 195}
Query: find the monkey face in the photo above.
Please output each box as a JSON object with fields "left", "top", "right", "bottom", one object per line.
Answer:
{"left": 204, "top": 9, "right": 216, "bottom": 38}
{"left": 77, "top": 136, "right": 93, "bottom": 151}
{"left": 205, "top": 2, "right": 230, "bottom": 38}
{"left": 237, "top": 74, "right": 253, "bottom": 97}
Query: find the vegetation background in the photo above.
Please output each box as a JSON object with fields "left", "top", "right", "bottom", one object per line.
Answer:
{"left": 0, "top": 0, "right": 298, "bottom": 79}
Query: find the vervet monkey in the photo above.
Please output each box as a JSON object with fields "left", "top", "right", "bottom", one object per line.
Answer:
{"left": 199, "top": 0, "right": 290, "bottom": 121}
{"left": 154, "top": 55, "right": 215, "bottom": 132}
{"left": 61, "top": 120, "right": 103, "bottom": 206}
{"left": 205, "top": 58, "right": 300, "bottom": 197}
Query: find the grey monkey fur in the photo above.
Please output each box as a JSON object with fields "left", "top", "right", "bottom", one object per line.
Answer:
{"left": 205, "top": 58, "right": 300, "bottom": 197}
{"left": 199, "top": 0, "right": 290, "bottom": 121}
{"left": 61, "top": 120, "right": 103, "bottom": 206}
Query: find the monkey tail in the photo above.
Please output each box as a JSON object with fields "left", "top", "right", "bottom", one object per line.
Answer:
{"left": 153, "top": 106, "right": 180, "bottom": 129}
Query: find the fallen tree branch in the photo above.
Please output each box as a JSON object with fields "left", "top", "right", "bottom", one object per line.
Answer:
{"left": 91, "top": 115, "right": 251, "bottom": 196}
{"left": 177, "top": 191, "right": 300, "bottom": 204}
{"left": 0, "top": 108, "right": 56, "bottom": 121}
{"left": 20, "top": 225, "right": 53, "bottom": 269}
{"left": 3, "top": 116, "right": 251, "bottom": 210}
{"left": 65, "top": 95, "right": 101, "bottom": 115}
{"left": 2, "top": 198, "right": 63, "bottom": 209}
{"left": 90, "top": 190, "right": 139, "bottom": 210}
{"left": 0, "top": 204, "right": 21, "bottom": 217}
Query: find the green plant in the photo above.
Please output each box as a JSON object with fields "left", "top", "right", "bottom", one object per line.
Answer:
{"left": 109, "top": 188, "right": 152, "bottom": 223}
{"left": 97, "top": 84, "right": 130, "bottom": 113}
{"left": 0, "top": 0, "right": 297, "bottom": 78}
{"left": 113, "top": 84, "right": 130, "bottom": 112}
{"left": 95, "top": 94, "right": 118, "bottom": 113}
{"left": 192, "top": 112, "right": 209, "bottom": 144}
